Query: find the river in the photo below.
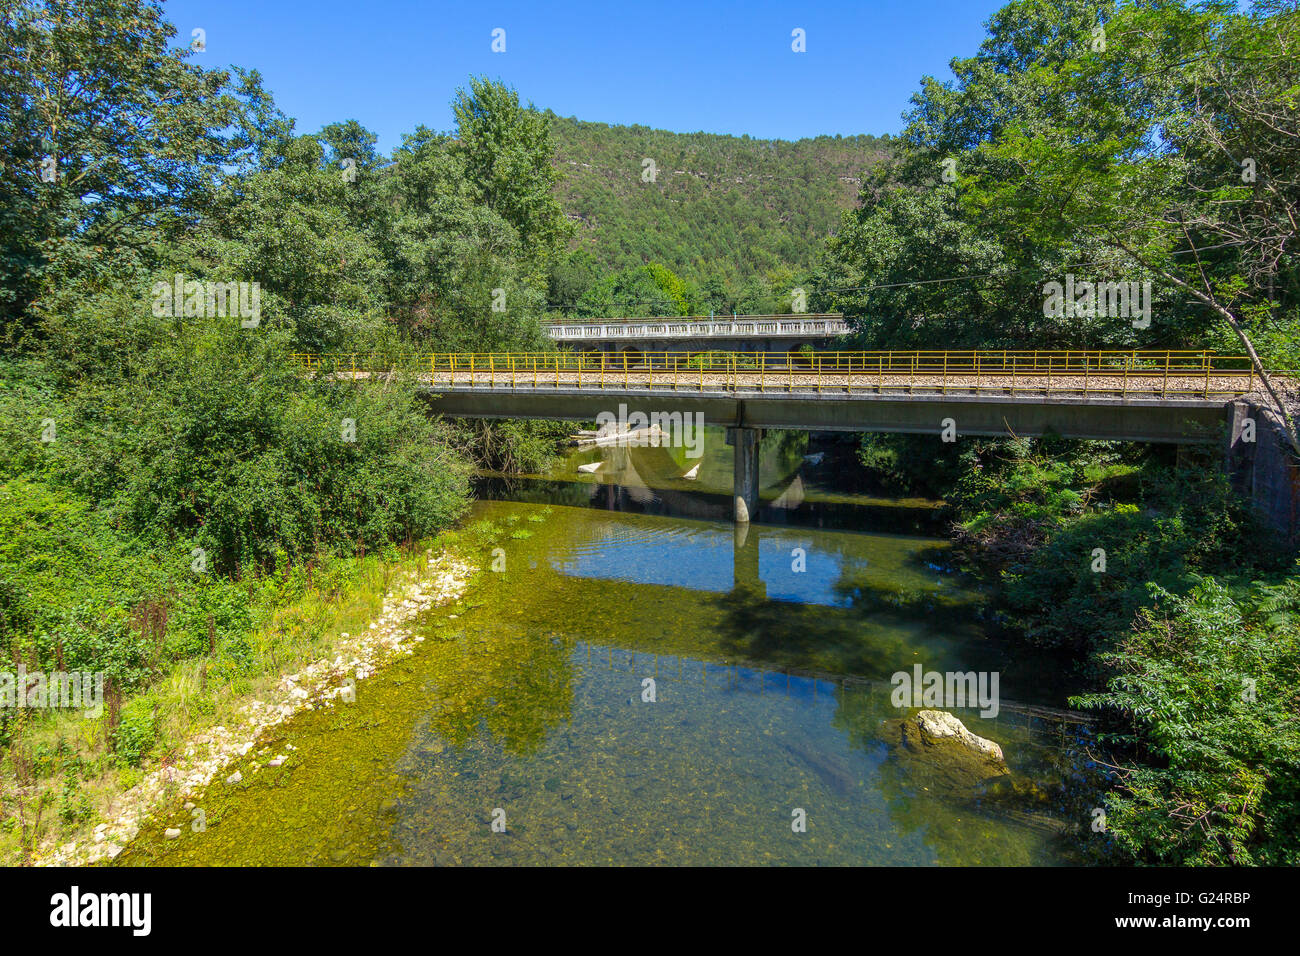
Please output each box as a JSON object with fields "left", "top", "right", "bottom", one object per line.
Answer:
{"left": 117, "top": 428, "right": 1096, "bottom": 865}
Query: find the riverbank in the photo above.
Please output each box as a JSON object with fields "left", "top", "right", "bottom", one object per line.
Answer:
{"left": 105, "top": 498, "right": 1082, "bottom": 866}
{"left": 7, "top": 540, "right": 479, "bottom": 867}
{"left": 875, "top": 432, "right": 1300, "bottom": 864}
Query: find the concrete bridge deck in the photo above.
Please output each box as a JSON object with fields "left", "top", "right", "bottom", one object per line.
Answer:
{"left": 293, "top": 349, "right": 1284, "bottom": 525}
{"left": 421, "top": 384, "right": 1241, "bottom": 443}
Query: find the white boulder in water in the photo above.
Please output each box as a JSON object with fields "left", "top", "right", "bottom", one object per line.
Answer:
{"left": 910, "top": 709, "right": 1004, "bottom": 761}
{"left": 882, "top": 709, "right": 1010, "bottom": 795}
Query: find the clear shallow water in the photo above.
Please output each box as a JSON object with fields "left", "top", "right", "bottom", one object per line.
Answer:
{"left": 119, "top": 432, "right": 1095, "bottom": 866}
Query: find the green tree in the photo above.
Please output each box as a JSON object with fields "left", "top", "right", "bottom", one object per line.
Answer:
{"left": 189, "top": 134, "right": 389, "bottom": 353}
{"left": 957, "top": 0, "right": 1300, "bottom": 443}
{"left": 451, "top": 77, "right": 572, "bottom": 282}
{"left": 1075, "top": 580, "right": 1300, "bottom": 865}
{"left": 383, "top": 126, "right": 546, "bottom": 350}
{"left": 0, "top": 0, "right": 261, "bottom": 343}
{"left": 820, "top": 0, "right": 1154, "bottom": 350}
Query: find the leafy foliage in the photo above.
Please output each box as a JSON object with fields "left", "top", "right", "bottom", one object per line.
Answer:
{"left": 955, "top": 444, "right": 1258, "bottom": 656}
{"left": 0, "top": 0, "right": 272, "bottom": 343}
{"left": 1074, "top": 581, "right": 1300, "bottom": 865}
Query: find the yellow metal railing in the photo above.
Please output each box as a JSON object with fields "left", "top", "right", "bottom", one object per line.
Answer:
{"left": 542, "top": 312, "right": 846, "bottom": 326}
{"left": 289, "top": 350, "right": 1264, "bottom": 399}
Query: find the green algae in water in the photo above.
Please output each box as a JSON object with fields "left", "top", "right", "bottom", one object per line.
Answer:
{"left": 118, "top": 498, "right": 1092, "bottom": 866}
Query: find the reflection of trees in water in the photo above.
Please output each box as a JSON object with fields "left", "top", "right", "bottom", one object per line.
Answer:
{"left": 575, "top": 443, "right": 732, "bottom": 520}
{"left": 706, "top": 584, "right": 951, "bottom": 678}
{"left": 475, "top": 476, "right": 596, "bottom": 509}
{"left": 707, "top": 522, "right": 1074, "bottom": 852}
{"left": 524, "top": 508, "right": 984, "bottom": 676}
{"left": 714, "top": 543, "right": 1048, "bottom": 703}
{"left": 420, "top": 625, "right": 576, "bottom": 757}
{"left": 459, "top": 477, "right": 1085, "bottom": 862}
{"left": 761, "top": 429, "right": 809, "bottom": 482}
{"left": 482, "top": 468, "right": 945, "bottom": 538}
{"left": 581, "top": 428, "right": 809, "bottom": 500}
{"left": 458, "top": 522, "right": 1078, "bottom": 863}
{"left": 829, "top": 685, "right": 1090, "bottom": 865}
{"left": 482, "top": 426, "right": 954, "bottom": 537}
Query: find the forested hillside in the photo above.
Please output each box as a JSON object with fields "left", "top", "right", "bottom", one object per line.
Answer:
{"left": 546, "top": 116, "right": 893, "bottom": 314}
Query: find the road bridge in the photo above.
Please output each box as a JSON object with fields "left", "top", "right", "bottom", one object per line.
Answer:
{"left": 294, "top": 349, "right": 1286, "bottom": 528}
{"left": 544, "top": 313, "right": 847, "bottom": 357}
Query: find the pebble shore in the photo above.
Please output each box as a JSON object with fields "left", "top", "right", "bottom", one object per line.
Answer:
{"left": 35, "top": 552, "right": 475, "bottom": 867}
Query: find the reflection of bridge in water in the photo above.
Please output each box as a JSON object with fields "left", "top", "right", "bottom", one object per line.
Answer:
{"left": 583, "top": 438, "right": 807, "bottom": 522}
{"left": 510, "top": 436, "right": 967, "bottom": 608}
{"left": 570, "top": 438, "right": 833, "bottom": 600}
{"left": 572, "top": 640, "right": 1090, "bottom": 746}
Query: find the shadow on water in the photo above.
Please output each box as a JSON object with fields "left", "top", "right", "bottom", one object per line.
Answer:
{"left": 476, "top": 426, "right": 950, "bottom": 536}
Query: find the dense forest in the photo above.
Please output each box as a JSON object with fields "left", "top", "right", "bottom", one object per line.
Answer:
{"left": 547, "top": 116, "right": 892, "bottom": 315}
{"left": 0, "top": 0, "right": 1298, "bottom": 868}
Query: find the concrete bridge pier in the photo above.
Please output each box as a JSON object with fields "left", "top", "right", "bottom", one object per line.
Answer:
{"left": 1225, "top": 400, "right": 1300, "bottom": 546}
{"left": 727, "top": 426, "right": 762, "bottom": 523}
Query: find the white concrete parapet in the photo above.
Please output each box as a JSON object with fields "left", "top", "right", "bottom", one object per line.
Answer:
{"left": 545, "top": 314, "right": 847, "bottom": 342}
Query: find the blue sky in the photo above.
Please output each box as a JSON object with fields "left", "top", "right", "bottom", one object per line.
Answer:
{"left": 163, "top": 0, "right": 1006, "bottom": 153}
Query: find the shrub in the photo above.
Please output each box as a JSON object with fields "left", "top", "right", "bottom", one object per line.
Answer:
{"left": 1074, "top": 580, "right": 1300, "bottom": 865}
{"left": 111, "top": 698, "right": 157, "bottom": 769}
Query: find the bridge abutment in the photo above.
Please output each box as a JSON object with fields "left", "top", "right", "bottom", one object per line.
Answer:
{"left": 1225, "top": 400, "right": 1300, "bottom": 547}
